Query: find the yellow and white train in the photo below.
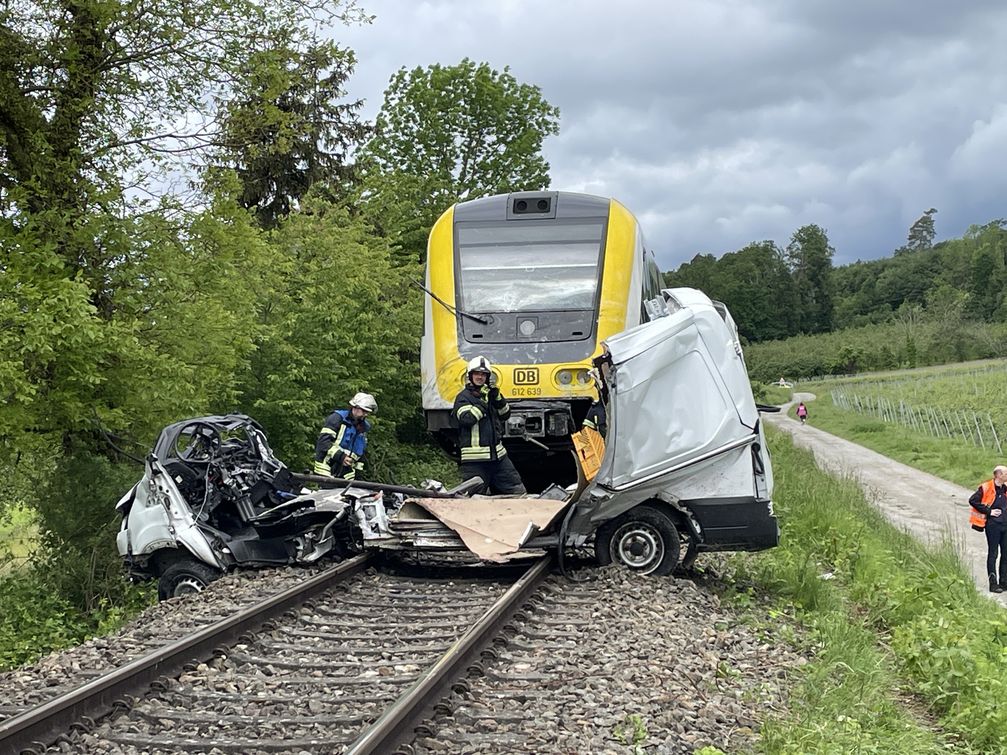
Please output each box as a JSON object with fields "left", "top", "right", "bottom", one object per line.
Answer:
{"left": 421, "top": 190, "right": 662, "bottom": 477}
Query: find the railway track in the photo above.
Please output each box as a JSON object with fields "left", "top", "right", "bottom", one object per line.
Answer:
{"left": 2, "top": 554, "right": 552, "bottom": 755}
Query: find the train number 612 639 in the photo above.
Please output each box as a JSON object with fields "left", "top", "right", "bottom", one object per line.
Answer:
{"left": 511, "top": 386, "right": 542, "bottom": 397}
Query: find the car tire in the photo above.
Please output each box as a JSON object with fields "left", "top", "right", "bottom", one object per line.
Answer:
{"left": 157, "top": 557, "right": 222, "bottom": 601}
{"left": 595, "top": 504, "right": 681, "bottom": 576}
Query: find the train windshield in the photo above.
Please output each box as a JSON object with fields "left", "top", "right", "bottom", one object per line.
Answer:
{"left": 456, "top": 221, "right": 605, "bottom": 312}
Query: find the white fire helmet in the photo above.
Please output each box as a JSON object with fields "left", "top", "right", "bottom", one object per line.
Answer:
{"left": 349, "top": 392, "right": 377, "bottom": 414}
{"left": 466, "top": 356, "right": 492, "bottom": 377}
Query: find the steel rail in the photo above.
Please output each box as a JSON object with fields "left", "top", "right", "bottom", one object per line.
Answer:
{"left": 344, "top": 555, "right": 553, "bottom": 755}
{"left": 0, "top": 553, "right": 373, "bottom": 754}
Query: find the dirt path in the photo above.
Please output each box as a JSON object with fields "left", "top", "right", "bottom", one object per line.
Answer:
{"left": 765, "top": 392, "right": 1005, "bottom": 602}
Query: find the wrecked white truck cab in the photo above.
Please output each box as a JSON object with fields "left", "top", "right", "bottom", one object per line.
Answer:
{"left": 365, "top": 287, "right": 779, "bottom": 574}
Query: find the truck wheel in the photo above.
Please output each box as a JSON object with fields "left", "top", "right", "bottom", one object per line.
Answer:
{"left": 596, "top": 505, "right": 681, "bottom": 576}
{"left": 158, "top": 558, "right": 222, "bottom": 601}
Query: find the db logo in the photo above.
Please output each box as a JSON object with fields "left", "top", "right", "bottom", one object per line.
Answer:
{"left": 513, "top": 368, "right": 539, "bottom": 385}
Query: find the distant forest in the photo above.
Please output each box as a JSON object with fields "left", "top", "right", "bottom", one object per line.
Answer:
{"left": 663, "top": 210, "right": 1007, "bottom": 379}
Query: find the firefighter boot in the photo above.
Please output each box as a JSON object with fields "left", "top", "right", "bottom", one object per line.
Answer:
{"left": 990, "top": 574, "right": 1003, "bottom": 593}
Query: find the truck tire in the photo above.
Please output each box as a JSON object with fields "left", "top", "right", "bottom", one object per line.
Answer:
{"left": 595, "top": 504, "right": 681, "bottom": 576}
{"left": 158, "top": 557, "right": 222, "bottom": 601}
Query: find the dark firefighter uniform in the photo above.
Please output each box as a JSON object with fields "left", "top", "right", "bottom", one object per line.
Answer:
{"left": 453, "top": 383, "right": 526, "bottom": 495}
{"left": 313, "top": 410, "right": 370, "bottom": 480}
{"left": 583, "top": 400, "right": 607, "bottom": 439}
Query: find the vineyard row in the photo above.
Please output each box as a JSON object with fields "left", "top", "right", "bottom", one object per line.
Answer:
{"left": 830, "top": 388, "right": 1004, "bottom": 454}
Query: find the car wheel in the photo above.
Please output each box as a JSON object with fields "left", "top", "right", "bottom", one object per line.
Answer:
{"left": 595, "top": 504, "right": 681, "bottom": 576}
{"left": 157, "top": 557, "right": 222, "bottom": 601}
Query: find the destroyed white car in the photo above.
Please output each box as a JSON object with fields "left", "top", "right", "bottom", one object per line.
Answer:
{"left": 115, "top": 416, "right": 364, "bottom": 599}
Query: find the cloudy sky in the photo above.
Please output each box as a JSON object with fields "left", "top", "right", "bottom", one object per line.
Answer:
{"left": 335, "top": 1, "right": 1007, "bottom": 270}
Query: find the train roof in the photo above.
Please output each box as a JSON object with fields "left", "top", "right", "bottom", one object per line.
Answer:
{"left": 453, "top": 191, "right": 620, "bottom": 223}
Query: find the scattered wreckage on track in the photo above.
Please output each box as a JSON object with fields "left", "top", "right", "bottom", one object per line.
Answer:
{"left": 117, "top": 288, "right": 779, "bottom": 599}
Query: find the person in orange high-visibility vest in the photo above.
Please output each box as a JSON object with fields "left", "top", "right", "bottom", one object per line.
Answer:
{"left": 969, "top": 465, "right": 1007, "bottom": 593}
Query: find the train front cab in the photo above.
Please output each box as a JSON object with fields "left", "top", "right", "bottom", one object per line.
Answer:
{"left": 420, "top": 191, "right": 662, "bottom": 485}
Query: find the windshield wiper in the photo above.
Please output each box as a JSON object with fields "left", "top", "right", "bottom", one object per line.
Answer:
{"left": 411, "top": 278, "right": 490, "bottom": 325}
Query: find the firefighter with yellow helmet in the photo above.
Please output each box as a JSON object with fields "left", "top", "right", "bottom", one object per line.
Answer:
{"left": 313, "top": 392, "right": 377, "bottom": 480}
{"left": 452, "top": 356, "right": 526, "bottom": 494}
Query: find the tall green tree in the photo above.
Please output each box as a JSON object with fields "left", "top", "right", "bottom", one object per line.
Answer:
{"left": 234, "top": 200, "right": 451, "bottom": 484}
{"left": 964, "top": 221, "right": 1007, "bottom": 321}
{"left": 665, "top": 253, "right": 720, "bottom": 293}
{"left": 0, "top": 0, "right": 367, "bottom": 438}
{"left": 1, "top": 0, "right": 366, "bottom": 218}
{"left": 786, "top": 224, "right": 835, "bottom": 334}
{"left": 666, "top": 244, "right": 797, "bottom": 341}
{"left": 900, "top": 207, "right": 938, "bottom": 255}
{"left": 357, "top": 59, "right": 560, "bottom": 263}
{"left": 0, "top": 0, "right": 367, "bottom": 611}
{"left": 212, "top": 33, "right": 369, "bottom": 229}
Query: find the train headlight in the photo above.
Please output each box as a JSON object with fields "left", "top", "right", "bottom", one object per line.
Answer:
{"left": 519, "top": 319, "right": 536, "bottom": 336}
{"left": 575, "top": 369, "right": 591, "bottom": 385}
{"left": 557, "top": 369, "right": 573, "bottom": 386}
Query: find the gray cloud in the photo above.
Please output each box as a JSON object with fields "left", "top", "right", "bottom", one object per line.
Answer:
{"left": 337, "top": 0, "right": 1007, "bottom": 268}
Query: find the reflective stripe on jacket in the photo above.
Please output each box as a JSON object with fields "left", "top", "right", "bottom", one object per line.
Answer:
{"left": 970, "top": 479, "right": 1001, "bottom": 530}
{"left": 313, "top": 409, "right": 370, "bottom": 479}
{"left": 453, "top": 385, "right": 510, "bottom": 462}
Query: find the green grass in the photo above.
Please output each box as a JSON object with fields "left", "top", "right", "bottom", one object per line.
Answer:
{"left": 0, "top": 504, "right": 38, "bottom": 570}
{"left": 0, "top": 505, "right": 154, "bottom": 670}
{"left": 796, "top": 387, "right": 999, "bottom": 488}
{"left": 755, "top": 382, "right": 794, "bottom": 406}
{"left": 728, "top": 428, "right": 1004, "bottom": 753}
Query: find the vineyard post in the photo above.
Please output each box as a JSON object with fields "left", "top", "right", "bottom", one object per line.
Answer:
{"left": 988, "top": 413, "right": 1002, "bottom": 454}
{"left": 973, "top": 411, "right": 986, "bottom": 449}
{"left": 939, "top": 408, "right": 953, "bottom": 439}
{"left": 954, "top": 410, "right": 969, "bottom": 445}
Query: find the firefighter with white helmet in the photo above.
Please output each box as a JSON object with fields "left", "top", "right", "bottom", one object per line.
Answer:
{"left": 313, "top": 392, "right": 377, "bottom": 479}
{"left": 452, "top": 356, "right": 527, "bottom": 494}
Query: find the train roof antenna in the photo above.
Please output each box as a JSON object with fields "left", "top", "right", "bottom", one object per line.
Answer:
{"left": 410, "top": 278, "right": 489, "bottom": 325}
